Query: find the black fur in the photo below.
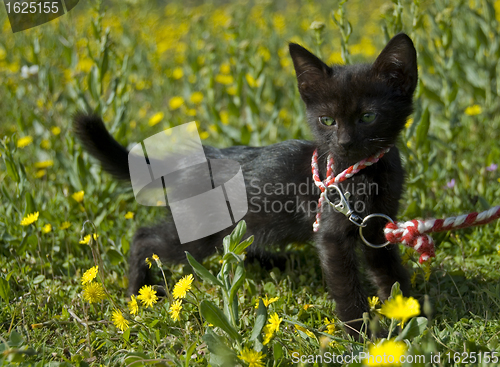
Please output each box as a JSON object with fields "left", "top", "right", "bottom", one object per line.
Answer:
{"left": 73, "top": 33, "right": 417, "bottom": 338}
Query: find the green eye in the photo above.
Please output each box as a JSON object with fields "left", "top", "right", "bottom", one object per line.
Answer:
{"left": 319, "top": 116, "right": 336, "bottom": 126}
{"left": 361, "top": 113, "right": 377, "bottom": 124}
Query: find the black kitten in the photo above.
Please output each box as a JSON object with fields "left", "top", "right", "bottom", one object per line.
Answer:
{"left": 74, "top": 33, "right": 417, "bottom": 338}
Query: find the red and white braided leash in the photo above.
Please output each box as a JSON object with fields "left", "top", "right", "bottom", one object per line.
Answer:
{"left": 311, "top": 147, "right": 500, "bottom": 263}
{"left": 311, "top": 147, "right": 391, "bottom": 232}
{"left": 384, "top": 207, "right": 500, "bottom": 263}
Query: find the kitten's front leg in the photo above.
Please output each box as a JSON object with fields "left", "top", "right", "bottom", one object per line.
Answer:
{"left": 363, "top": 244, "right": 410, "bottom": 300}
{"left": 316, "top": 230, "right": 369, "bottom": 338}
{"left": 360, "top": 217, "right": 410, "bottom": 300}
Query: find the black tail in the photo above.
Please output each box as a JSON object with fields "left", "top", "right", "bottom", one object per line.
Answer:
{"left": 73, "top": 113, "right": 130, "bottom": 180}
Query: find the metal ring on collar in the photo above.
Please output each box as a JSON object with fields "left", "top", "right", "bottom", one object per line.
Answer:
{"left": 359, "top": 213, "right": 394, "bottom": 248}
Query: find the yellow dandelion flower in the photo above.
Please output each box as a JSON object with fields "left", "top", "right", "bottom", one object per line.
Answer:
{"left": 245, "top": 73, "right": 259, "bottom": 88}
{"left": 40, "top": 139, "right": 50, "bottom": 150}
{"left": 20, "top": 212, "right": 39, "bottom": 226}
{"left": 172, "top": 274, "right": 194, "bottom": 299}
{"left": 112, "top": 309, "right": 129, "bottom": 332}
{"left": 81, "top": 266, "right": 98, "bottom": 285}
{"left": 41, "top": 223, "right": 52, "bottom": 233}
{"left": 148, "top": 112, "right": 164, "bottom": 127}
{"left": 267, "top": 313, "right": 282, "bottom": 333}
{"left": 220, "top": 62, "right": 231, "bottom": 74}
{"left": 220, "top": 110, "right": 229, "bottom": 125}
{"left": 72, "top": 191, "right": 84, "bottom": 203}
{"left": 215, "top": 74, "right": 234, "bottom": 85}
{"left": 303, "top": 304, "right": 314, "bottom": 310}
{"left": 35, "top": 170, "right": 46, "bottom": 178}
{"left": 17, "top": 136, "right": 33, "bottom": 148}
{"left": 82, "top": 282, "right": 106, "bottom": 303}
{"left": 145, "top": 257, "right": 152, "bottom": 269}
{"left": 34, "top": 160, "right": 54, "bottom": 169}
{"left": 137, "top": 285, "right": 158, "bottom": 308}
{"left": 350, "top": 37, "right": 377, "bottom": 57}
{"left": 152, "top": 254, "right": 162, "bottom": 267}
{"left": 169, "top": 96, "right": 184, "bottom": 110}
{"left": 190, "top": 91, "right": 204, "bottom": 104}
{"left": 365, "top": 339, "right": 407, "bottom": 366}
{"left": 238, "top": 347, "right": 265, "bottom": 367}
{"left": 226, "top": 86, "right": 237, "bottom": 96}
{"left": 199, "top": 131, "right": 209, "bottom": 140}
{"left": 295, "top": 324, "right": 316, "bottom": 339}
{"left": 186, "top": 108, "right": 197, "bottom": 116}
{"left": 323, "top": 317, "right": 335, "bottom": 334}
{"left": 51, "top": 126, "right": 61, "bottom": 135}
{"left": 379, "top": 295, "right": 420, "bottom": 327}
{"left": 172, "top": 67, "right": 183, "bottom": 79}
{"left": 254, "top": 294, "right": 279, "bottom": 308}
{"left": 79, "top": 233, "right": 99, "bottom": 245}
{"left": 405, "top": 118, "right": 413, "bottom": 129}
{"left": 368, "top": 296, "right": 380, "bottom": 310}
{"left": 262, "top": 312, "right": 282, "bottom": 345}
{"left": 128, "top": 295, "right": 139, "bottom": 315}
{"left": 327, "top": 51, "right": 344, "bottom": 65}
{"left": 278, "top": 108, "right": 290, "bottom": 120}
{"left": 168, "top": 299, "right": 182, "bottom": 321}
{"left": 262, "top": 324, "right": 274, "bottom": 345}
{"left": 60, "top": 221, "right": 71, "bottom": 230}
{"left": 465, "top": 104, "right": 482, "bottom": 116}
{"left": 257, "top": 46, "right": 271, "bottom": 61}
{"left": 124, "top": 211, "right": 134, "bottom": 219}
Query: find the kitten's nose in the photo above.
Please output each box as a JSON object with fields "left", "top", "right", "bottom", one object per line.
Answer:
{"left": 339, "top": 138, "right": 353, "bottom": 150}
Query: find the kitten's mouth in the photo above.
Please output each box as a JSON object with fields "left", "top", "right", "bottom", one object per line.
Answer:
{"left": 335, "top": 147, "right": 368, "bottom": 163}
{"left": 332, "top": 145, "right": 386, "bottom": 168}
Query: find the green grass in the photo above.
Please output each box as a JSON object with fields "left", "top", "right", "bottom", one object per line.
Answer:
{"left": 1, "top": 0, "right": 500, "bottom": 365}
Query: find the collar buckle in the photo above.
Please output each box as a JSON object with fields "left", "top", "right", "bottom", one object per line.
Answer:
{"left": 324, "top": 184, "right": 365, "bottom": 227}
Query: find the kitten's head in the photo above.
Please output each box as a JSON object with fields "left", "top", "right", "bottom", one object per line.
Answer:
{"left": 289, "top": 33, "right": 417, "bottom": 163}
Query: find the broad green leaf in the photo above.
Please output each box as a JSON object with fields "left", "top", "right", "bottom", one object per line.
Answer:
{"left": 24, "top": 192, "right": 36, "bottom": 217}
{"left": 396, "top": 317, "right": 428, "bottom": 341}
{"left": 4, "top": 157, "right": 19, "bottom": 183}
{"left": 33, "top": 275, "right": 45, "bottom": 285}
{"left": 229, "top": 263, "right": 246, "bottom": 304}
{"left": 250, "top": 299, "right": 268, "bottom": 341}
{"left": 228, "top": 220, "right": 247, "bottom": 252}
{"left": 122, "top": 328, "right": 131, "bottom": 342}
{"left": 106, "top": 249, "right": 124, "bottom": 266}
{"left": 121, "top": 237, "right": 130, "bottom": 255}
{"left": 0, "top": 277, "right": 10, "bottom": 303}
{"left": 233, "top": 236, "right": 254, "bottom": 255}
{"left": 200, "top": 300, "right": 241, "bottom": 342}
{"left": 123, "top": 352, "right": 153, "bottom": 367}
{"left": 273, "top": 343, "right": 283, "bottom": 361}
{"left": 202, "top": 330, "right": 238, "bottom": 367}
{"left": 389, "top": 282, "right": 402, "bottom": 299}
{"left": 184, "top": 342, "right": 198, "bottom": 367}
{"left": 186, "top": 252, "right": 224, "bottom": 288}
{"left": 9, "top": 331, "right": 24, "bottom": 347}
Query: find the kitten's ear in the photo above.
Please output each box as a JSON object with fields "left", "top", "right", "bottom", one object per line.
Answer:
{"left": 372, "top": 33, "right": 418, "bottom": 96}
{"left": 289, "top": 43, "right": 331, "bottom": 102}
